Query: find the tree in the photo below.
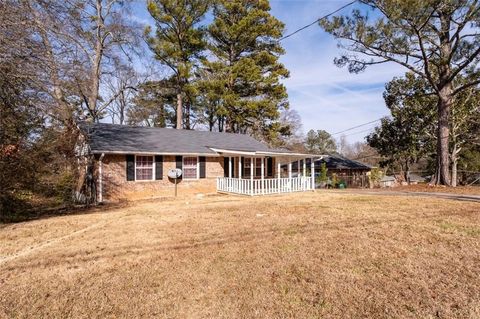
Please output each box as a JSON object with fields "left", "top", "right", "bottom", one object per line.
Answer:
{"left": 26, "top": 0, "right": 141, "bottom": 123}
{"left": 106, "top": 65, "right": 140, "bottom": 125}
{"left": 305, "top": 130, "right": 337, "bottom": 154}
{"left": 367, "top": 74, "right": 436, "bottom": 182}
{"left": 449, "top": 83, "right": 480, "bottom": 185}
{"left": 368, "top": 73, "right": 479, "bottom": 185}
{"left": 205, "top": 0, "right": 290, "bottom": 140}
{"left": 146, "top": 0, "right": 210, "bottom": 129}
{"left": 128, "top": 80, "right": 177, "bottom": 127}
{"left": 320, "top": 0, "right": 480, "bottom": 185}
{"left": 276, "top": 109, "right": 304, "bottom": 148}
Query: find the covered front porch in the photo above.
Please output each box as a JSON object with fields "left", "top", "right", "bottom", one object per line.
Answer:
{"left": 212, "top": 148, "right": 320, "bottom": 196}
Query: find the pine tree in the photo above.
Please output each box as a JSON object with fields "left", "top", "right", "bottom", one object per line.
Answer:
{"left": 320, "top": 0, "right": 480, "bottom": 185}
{"left": 205, "top": 0, "right": 289, "bottom": 140}
{"left": 146, "top": 0, "right": 210, "bottom": 129}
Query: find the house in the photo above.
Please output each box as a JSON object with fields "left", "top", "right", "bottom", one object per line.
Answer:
{"left": 78, "top": 123, "right": 321, "bottom": 202}
{"left": 314, "top": 154, "right": 371, "bottom": 188}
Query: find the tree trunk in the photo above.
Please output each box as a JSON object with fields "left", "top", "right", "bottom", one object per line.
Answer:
{"left": 435, "top": 87, "right": 452, "bottom": 186}
{"left": 88, "top": 0, "right": 105, "bottom": 122}
{"left": 176, "top": 93, "right": 183, "bottom": 129}
{"left": 404, "top": 160, "right": 410, "bottom": 185}
{"left": 184, "top": 102, "right": 191, "bottom": 130}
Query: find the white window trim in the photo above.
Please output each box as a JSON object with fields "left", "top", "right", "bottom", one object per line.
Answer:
{"left": 182, "top": 156, "right": 199, "bottom": 180}
{"left": 134, "top": 154, "right": 156, "bottom": 182}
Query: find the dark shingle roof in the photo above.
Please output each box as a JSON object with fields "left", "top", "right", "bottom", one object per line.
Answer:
{"left": 316, "top": 154, "right": 371, "bottom": 170}
{"left": 80, "top": 122, "right": 288, "bottom": 155}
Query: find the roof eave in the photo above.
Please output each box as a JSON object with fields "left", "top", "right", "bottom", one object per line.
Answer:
{"left": 90, "top": 150, "right": 219, "bottom": 156}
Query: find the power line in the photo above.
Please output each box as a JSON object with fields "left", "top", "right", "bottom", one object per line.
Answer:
{"left": 342, "top": 127, "right": 375, "bottom": 137}
{"left": 279, "top": 0, "right": 357, "bottom": 41}
{"left": 331, "top": 118, "right": 382, "bottom": 136}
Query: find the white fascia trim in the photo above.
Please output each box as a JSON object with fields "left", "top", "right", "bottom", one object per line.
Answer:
{"left": 257, "top": 151, "right": 326, "bottom": 158}
{"left": 209, "top": 148, "right": 325, "bottom": 158}
{"left": 209, "top": 148, "right": 257, "bottom": 156}
{"left": 91, "top": 150, "right": 219, "bottom": 157}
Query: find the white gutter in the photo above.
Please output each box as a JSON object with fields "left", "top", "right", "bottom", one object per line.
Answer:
{"left": 98, "top": 153, "right": 105, "bottom": 203}
{"left": 209, "top": 147, "right": 325, "bottom": 158}
{"left": 91, "top": 150, "right": 219, "bottom": 157}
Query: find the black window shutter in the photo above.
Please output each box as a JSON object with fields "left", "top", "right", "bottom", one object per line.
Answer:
{"left": 199, "top": 156, "right": 206, "bottom": 178}
{"left": 126, "top": 154, "right": 135, "bottom": 181}
{"left": 267, "top": 157, "right": 273, "bottom": 177}
{"left": 223, "top": 157, "right": 229, "bottom": 177}
{"left": 155, "top": 155, "right": 163, "bottom": 180}
{"left": 176, "top": 155, "right": 183, "bottom": 179}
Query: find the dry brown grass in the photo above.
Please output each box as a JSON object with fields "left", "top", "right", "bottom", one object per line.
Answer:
{"left": 1, "top": 192, "right": 479, "bottom": 318}
{"left": 378, "top": 184, "right": 480, "bottom": 195}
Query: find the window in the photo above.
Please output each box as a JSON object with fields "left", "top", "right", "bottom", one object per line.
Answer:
{"left": 135, "top": 156, "right": 154, "bottom": 180}
{"left": 183, "top": 156, "right": 198, "bottom": 179}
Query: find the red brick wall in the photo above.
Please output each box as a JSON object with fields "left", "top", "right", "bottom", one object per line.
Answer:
{"left": 100, "top": 154, "right": 224, "bottom": 201}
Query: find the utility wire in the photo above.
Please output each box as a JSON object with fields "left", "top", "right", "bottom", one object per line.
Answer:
{"left": 341, "top": 127, "right": 375, "bottom": 137}
{"left": 331, "top": 118, "right": 383, "bottom": 136}
{"left": 279, "top": 0, "right": 357, "bottom": 41}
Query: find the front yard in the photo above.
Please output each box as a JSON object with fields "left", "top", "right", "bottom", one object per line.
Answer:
{"left": 0, "top": 192, "right": 479, "bottom": 318}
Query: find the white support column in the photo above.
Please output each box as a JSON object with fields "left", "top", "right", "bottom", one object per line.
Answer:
{"left": 277, "top": 160, "right": 281, "bottom": 179}
{"left": 228, "top": 156, "right": 232, "bottom": 178}
{"left": 297, "top": 160, "right": 301, "bottom": 177}
{"left": 250, "top": 157, "right": 254, "bottom": 196}
{"left": 261, "top": 157, "right": 265, "bottom": 195}
{"left": 98, "top": 153, "right": 105, "bottom": 203}
{"left": 303, "top": 158, "right": 306, "bottom": 177}
{"left": 239, "top": 157, "right": 242, "bottom": 178}
{"left": 311, "top": 158, "right": 315, "bottom": 191}
{"left": 288, "top": 161, "right": 292, "bottom": 179}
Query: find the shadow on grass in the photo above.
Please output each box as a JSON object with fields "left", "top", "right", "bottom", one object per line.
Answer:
{"left": 0, "top": 201, "right": 129, "bottom": 225}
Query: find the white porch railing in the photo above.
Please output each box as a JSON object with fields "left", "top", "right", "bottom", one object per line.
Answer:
{"left": 216, "top": 177, "right": 313, "bottom": 196}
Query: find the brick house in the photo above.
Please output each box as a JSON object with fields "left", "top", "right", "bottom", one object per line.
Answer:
{"left": 78, "top": 123, "right": 321, "bottom": 202}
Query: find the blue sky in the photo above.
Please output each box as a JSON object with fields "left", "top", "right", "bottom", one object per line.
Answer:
{"left": 130, "top": 0, "right": 406, "bottom": 143}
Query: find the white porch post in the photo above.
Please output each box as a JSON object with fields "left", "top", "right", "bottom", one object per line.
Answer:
{"left": 303, "top": 158, "right": 306, "bottom": 177}
{"left": 261, "top": 157, "right": 265, "bottom": 195}
{"left": 228, "top": 156, "right": 232, "bottom": 178}
{"left": 311, "top": 158, "right": 315, "bottom": 190}
{"left": 239, "top": 157, "right": 242, "bottom": 178}
{"left": 98, "top": 153, "right": 105, "bottom": 203}
{"left": 297, "top": 160, "right": 301, "bottom": 177}
{"left": 250, "top": 157, "right": 254, "bottom": 196}
{"left": 277, "top": 160, "right": 281, "bottom": 179}
{"left": 288, "top": 161, "right": 292, "bottom": 179}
